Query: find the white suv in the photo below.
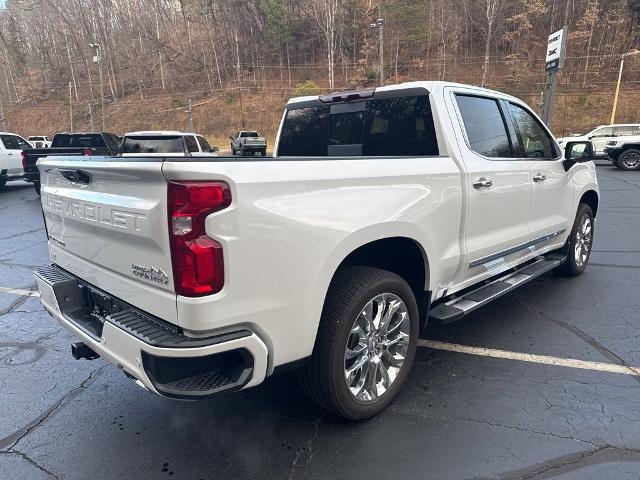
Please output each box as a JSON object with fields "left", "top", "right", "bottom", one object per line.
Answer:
{"left": 558, "top": 124, "right": 640, "bottom": 157}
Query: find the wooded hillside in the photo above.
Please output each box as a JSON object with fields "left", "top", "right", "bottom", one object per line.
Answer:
{"left": 0, "top": 0, "right": 639, "bottom": 141}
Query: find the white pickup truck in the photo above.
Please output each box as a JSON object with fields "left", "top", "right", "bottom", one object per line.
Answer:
{"left": 35, "top": 82, "right": 599, "bottom": 420}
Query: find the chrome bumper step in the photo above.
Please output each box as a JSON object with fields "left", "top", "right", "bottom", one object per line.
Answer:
{"left": 429, "top": 254, "right": 566, "bottom": 325}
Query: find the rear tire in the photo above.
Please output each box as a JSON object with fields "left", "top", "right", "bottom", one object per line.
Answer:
{"left": 556, "top": 203, "right": 594, "bottom": 276}
{"left": 299, "top": 266, "right": 419, "bottom": 420}
{"left": 34, "top": 182, "right": 41, "bottom": 195}
{"left": 618, "top": 149, "right": 640, "bottom": 171}
{"left": 0, "top": 178, "right": 6, "bottom": 190}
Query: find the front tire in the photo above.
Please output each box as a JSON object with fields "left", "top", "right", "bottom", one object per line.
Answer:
{"left": 557, "top": 203, "right": 594, "bottom": 276}
{"left": 619, "top": 149, "right": 640, "bottom": 171}
{"left": 299, "top": 266, "right": 419, "bottom": 420}
{"left": 34, "top": 181, "right": 41, "bottom": 195}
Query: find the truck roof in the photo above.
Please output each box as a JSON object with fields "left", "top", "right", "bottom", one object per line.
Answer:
{"left": 286, "top": 81, "right": 524, "bottom": 108}
{"left": 125, "top": 131, "right": 195, "bottom": 137}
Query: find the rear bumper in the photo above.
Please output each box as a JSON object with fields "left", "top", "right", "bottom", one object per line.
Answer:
{"left": 34, "top": 264, "right": 269, "bottom": 399}
{"left": 240, "top": 144, "right": 266, "bottom": 152}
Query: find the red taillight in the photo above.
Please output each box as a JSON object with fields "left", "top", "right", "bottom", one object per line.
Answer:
{"left": 82, "top": 148, "right": 92, "bottom": 156}
{"left": 168, "top": 181, "right": 232, "bottom": 297}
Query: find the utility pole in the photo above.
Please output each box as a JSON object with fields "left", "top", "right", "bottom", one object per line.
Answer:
{"left": 69, "top": 82, "right": 74, "bottom": 133}
{"left": 90, "top": 43, "right": 105, "bottom": 131}
{"left": 235, "top": 30, "right": 246, "bottom": 129}
{"left": 370, "top": 18, "right": 385, "bottom": 87}
{"left": 611, "top": 50, "right": 640, "bottom": 124}
{"left": 186, "top": 99, "right": 193, "bottom": 132}
{"left": 88, "top": 103, "right": 94, "bottom": 132}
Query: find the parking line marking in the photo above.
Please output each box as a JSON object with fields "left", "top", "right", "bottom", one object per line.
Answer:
{"left": 418, "top": 340, "right": 640, "bottom": 377}
{"left": 0, "top": 287, "right": 40, "bottom": 297}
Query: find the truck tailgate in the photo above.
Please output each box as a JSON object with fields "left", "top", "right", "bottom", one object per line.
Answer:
{"left": 39, "top": 158, "right": 178, "bottom": 324}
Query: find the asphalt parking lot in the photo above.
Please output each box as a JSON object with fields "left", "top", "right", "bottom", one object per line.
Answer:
{"left": 1, "top": 162, "right": 639, "bottom": 480}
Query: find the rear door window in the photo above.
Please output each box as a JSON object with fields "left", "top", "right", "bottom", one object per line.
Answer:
{"left": 455, "top": 95, "right": 513, "bottom": 158}
{"left": 121, "top": 136, "right": 185, "bottom": 154}
{"left": 185, "top": 135, "right": 200, "bottom": 153}
{"left": 614, "top": 126, "right": 640, "bottom": 136}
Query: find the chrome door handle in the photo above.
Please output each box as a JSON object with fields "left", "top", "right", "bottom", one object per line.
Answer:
{"left": 473, "top": 178, "right": 493, "bottom": 189}
{"left": 533, "top": 174, "right": 547, "bottom": 182}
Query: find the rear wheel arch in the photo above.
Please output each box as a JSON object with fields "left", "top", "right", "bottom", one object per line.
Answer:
{"left": 320, "top": 237, "right": 431, "bottom": 332}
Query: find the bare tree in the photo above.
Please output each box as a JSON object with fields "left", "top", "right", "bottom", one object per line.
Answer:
{"left": 465, "top": 0, "right": 505, "bottom": 87}
{"left": 310, "top": 0, "right": 339, "bottom": 90}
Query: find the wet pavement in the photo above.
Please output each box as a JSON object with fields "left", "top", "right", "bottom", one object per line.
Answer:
{"left": 1, "top": 162, "right": 639, "bottom": 479}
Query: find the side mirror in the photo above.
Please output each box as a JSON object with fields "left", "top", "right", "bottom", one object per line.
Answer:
{"left": 563, "top": 141, "right": 594, "bottom": 171}
{"left": 229, "top": 136, "right": 234, "bottom": 141}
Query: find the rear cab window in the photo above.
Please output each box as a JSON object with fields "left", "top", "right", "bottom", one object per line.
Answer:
{"left": 121, "top": 136, "right": 185, "bottom": 154}
{"left": 51, "top": 134, "right": 106, "bottom": 148}
{"left": 278, "top": 91, "right": 439, "bottom": 157}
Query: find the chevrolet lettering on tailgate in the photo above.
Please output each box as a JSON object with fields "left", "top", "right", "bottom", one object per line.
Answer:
{"left": 41, "top": 193, "right": 147, "bottom": 232}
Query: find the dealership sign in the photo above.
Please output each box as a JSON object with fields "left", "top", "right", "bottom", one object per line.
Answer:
{"left": 546, "top": 27, "right": 567, "bottom": 71}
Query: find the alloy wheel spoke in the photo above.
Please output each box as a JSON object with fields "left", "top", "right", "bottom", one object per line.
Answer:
{"left": 346, "top": 353, "right": 369, "bottom": 378}
{"left": 345, "top": 341, "right": 367, "bottom": 361}
{"left": 380, "top": 299, "right": 401, "bottom": 334}
{"left": 384, "top": 331, "right": 409, "bottom": 349}
{"left": 366, "top": 361, "right": 379, "bottom": 400}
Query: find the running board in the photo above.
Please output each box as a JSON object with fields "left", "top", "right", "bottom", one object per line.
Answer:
{"left": 429, "top": 255, "right": 566, "bottom": 326}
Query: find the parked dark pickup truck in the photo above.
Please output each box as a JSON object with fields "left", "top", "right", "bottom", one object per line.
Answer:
{"left": 23, "top": 132, "right": 121, "bottom": 194}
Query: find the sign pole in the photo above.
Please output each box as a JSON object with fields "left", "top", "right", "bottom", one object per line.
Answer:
{"left": 541, "top": 26, "right": 568, "bottom": 126}
{"left": 541, "top": 69, "right": 559, "bottom": 125}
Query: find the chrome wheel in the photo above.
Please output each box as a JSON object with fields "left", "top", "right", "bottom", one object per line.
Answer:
{"left": 574, "top": 214, "right": 593, "bottom": 268}
{"left": 622, "top": 151, "right": 640, "bottom": 169}
{"left": 344, "top": 293, "right": 410, "bottom": 403}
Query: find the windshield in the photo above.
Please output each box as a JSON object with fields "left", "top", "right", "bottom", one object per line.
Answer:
{"left": 240, "top": 132, "right": 259, "bottom": 138}
{"left": 121, "top": 136, "right": 185, "bottom": 154}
